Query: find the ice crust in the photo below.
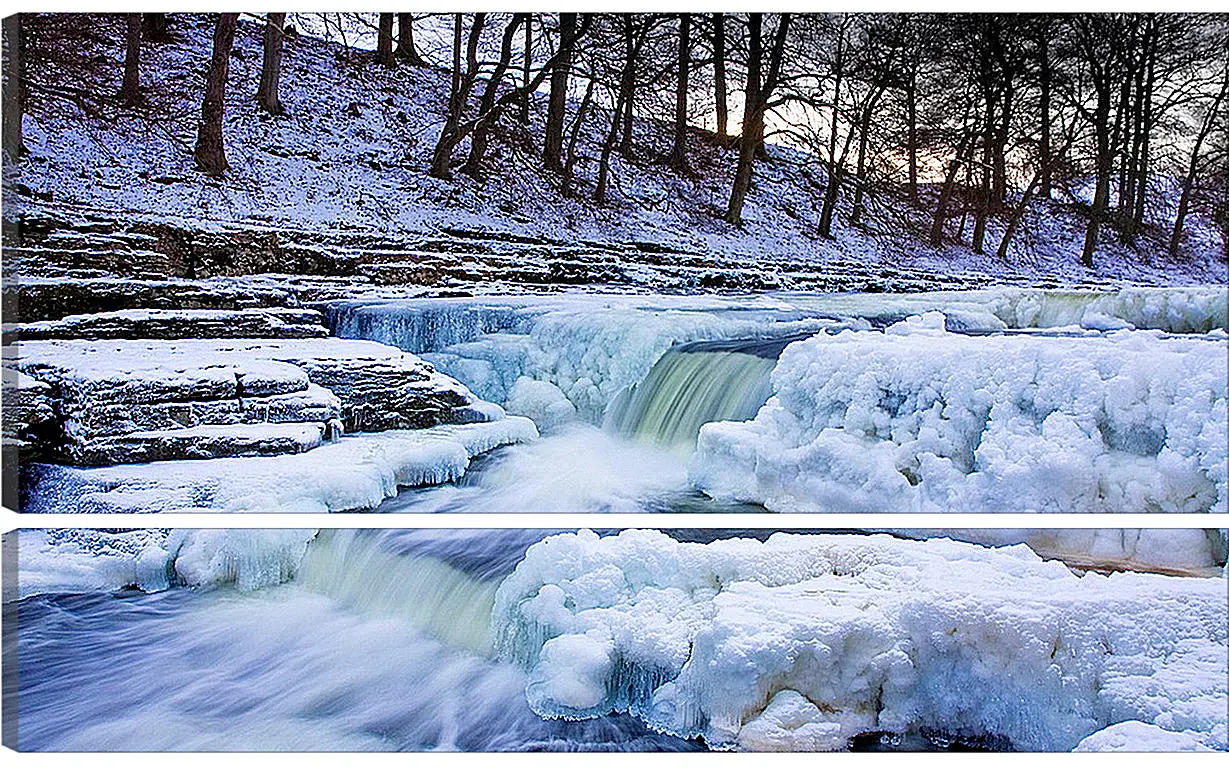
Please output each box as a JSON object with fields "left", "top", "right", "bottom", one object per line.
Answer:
{"left": 16, "top": 528, "right": 319, "bottom": 595}
{"left": 492, "top": 530, "right": 1228, "bottom": 752}
{"left": 693, "top": 319, "right": 1229, "bottom": 513}
{"left": 331, "top": 288, "right": 1226, "bottom": 435}
{"left": 21, "top": 418, "right": 538, "bottom": 514}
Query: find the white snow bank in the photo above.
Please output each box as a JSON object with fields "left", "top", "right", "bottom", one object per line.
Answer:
{"left": 493, "top": 530, "right": 1228, "bottom": 751}
{"left": 787, "top": 286, "right": 1228, "bottom": 334}
{"left": 1074, "top": 721, "right": 1216, "bottom": 752}
{"left": 21, "top": 418, "right": 538, "bottom": 514}
{"left": 16, "top": 529, "right": 173, "bottom": 598}
{"left": 894, "top": 529, "right": 1228, "bottom": 576}
{"left": 168, "top": 529, "right": 318, "bottom": 592}
{"left": 693, "top": 322, "right": 1228, "bottom": 513}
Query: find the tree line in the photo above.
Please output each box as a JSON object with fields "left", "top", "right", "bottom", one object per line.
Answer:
{"left": 3, "top": 12, "right": 1226, "bottom": 262}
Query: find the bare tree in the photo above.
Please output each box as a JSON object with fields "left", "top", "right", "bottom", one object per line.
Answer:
{"left": 194, "top": 13, "right": 239, "bottom": 177}
{"left": 726, "top": 13, "right": 791, "bottom": 226}
{"left": 1171, "top": 58, "right": 1228, "bottom": 255}
{"left": 669, "top": 14, "right": 691, "bottom": 173}
{"left": 119, "top": 14, "right": 142, "bottom": 106}
{"left": 2, "top": 14, "right": 21, "bottom": 162}
{"left": 257, "top": 13, "right": 287, "bottom": 116}
{"left": 396, "top": 13, "right": 425, "bottom": 66}
{"left": 464, "top": 13, "right": 528, "bottom": 176}
{"left": 544, "top": 13, "right": 578, "bottom": 172}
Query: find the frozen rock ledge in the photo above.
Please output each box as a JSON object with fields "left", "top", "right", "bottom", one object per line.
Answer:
{"left": 493, "top": 530, "right": 1227, "bottom": 752}
{"left": 20, "top": 418, "right": 538, "bottom": 513}
{"left": 5, "top": 337, "right": 491, "bottom": 464}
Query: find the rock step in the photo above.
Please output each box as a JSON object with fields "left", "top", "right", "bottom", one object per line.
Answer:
{"left": 5, "top": 337, "right": 488, "bottom": 465}
{"left": 70, "top": 422, "right": 332, "bottom": 465}
{"left": 7, "top": 307, "right": 328, "bottom": 342}
{"left": 5, "top": 278, "right": 298, "bottom": 323}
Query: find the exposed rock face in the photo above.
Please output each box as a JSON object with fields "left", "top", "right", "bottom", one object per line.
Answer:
{"left": 6, "top": 277, "right": 297, "bottom": 323}
{"left": 9, "top": 307, "right": 328, "bottom": 341}
{"left": 1, "top": 368, "right": 58, "bottom": 455}
{"left": 7, "top": 338, "right": 490, "bottom": 465}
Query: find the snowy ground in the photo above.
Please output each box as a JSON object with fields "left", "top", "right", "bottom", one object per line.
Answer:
{"left": 6, "top": 14, "right": 1226, "bottom": 288}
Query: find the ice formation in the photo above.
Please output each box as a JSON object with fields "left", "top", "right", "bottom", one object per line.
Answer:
{"left": 893, "top": 528, "right": 1229, "bottom": 577}
{"left": 16, "top": 529, "right": 173, "bottom": 598}
{"left": 21, "top": 418, "right": 538, "bottom": 514}
{"left": 493, "top": 530, "right": 1228, "bottom": 752}
{"left": 168, "top": 529, "right": 319, "bottom": 592}
{"left": 330, "top": 289, "right": 1225, "bottom": 446}
{"left": 331, "top": 294, "right": 841, "bottom": 423}
{"left": 693, "top": 318, "right": 1229, "bottom": 513}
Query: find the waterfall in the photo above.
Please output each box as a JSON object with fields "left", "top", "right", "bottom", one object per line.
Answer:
{"left": 604, "top": 335, "right": 809, "bottom": 448}
{"left": 297, "top": 530, "right": 502, "bottom": 655}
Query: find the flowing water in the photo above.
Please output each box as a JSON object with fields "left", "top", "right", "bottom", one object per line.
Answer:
{"left": 375, "top": 335, "right": 796, "bottom": 514}
{"left": 11, "top": 529, "right": 701, "bottom": 752}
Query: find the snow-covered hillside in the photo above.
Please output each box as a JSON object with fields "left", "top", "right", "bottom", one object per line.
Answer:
{"left": 6, "top": 13, "right": 1226, "bottom": 287}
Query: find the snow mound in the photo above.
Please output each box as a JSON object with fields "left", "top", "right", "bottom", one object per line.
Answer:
{"left": 492, "top": 530, "right": 1228, "bottom": 751}
{"left": 693, "top": 322, "right": 1228, "bottom": 512}
{"left": 21, "top": 418, "right": 538, "bottom": 514}
{"left": 15, "top": 529, "right": 173, "bottom": 598}
{"left": 1075, "top": 721, "right": 1216, "bottom": 752}
{"left": 168, "top": 529, "right": 318, "bottom": 592}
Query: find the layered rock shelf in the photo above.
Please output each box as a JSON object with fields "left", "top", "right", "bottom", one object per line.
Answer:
{"left": 5, "top": 337, "right": 492, "bottom": 465}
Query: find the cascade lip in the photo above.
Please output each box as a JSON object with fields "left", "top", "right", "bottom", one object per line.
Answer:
{"left": 672, "top": 332, "right": 821, "bottom": 360}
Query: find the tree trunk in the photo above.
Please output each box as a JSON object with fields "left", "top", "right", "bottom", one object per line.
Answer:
{"left": 850, "top": 87, "right": 886, "bottom": 227}
{"left": 544, "top": 13, "right": 576, "bottom": 172}
{"left": 713, "top": 12, "right": 728, "bottom": 143}
{"left": 972, "top": 136, "right": 991, "bottom": 254}
{"left": 930, "top": 132, "right": 972, "bottom": 246}
{"left": 992, "top": 80, "right": 1012, "bottom": 208}
{"left": 562, "top": 78, "right": 596, "bottom": 198}
{"left": 1038, "top": 33, "right": 1052, "bottom": 198}
{"left": 430, "top": 14, "right": 487, "bottom": 179}
{"left": 906, "top": 73, "right": 918, "bottom": 204}
{"left": 2, "top": 14, "right": 22, "bottom": 163}
{"left": 619, "top": 26, "right": 636, "bottom": 157}
{"left": 1170, "top": 72, "right": 1227, "bottom": 255}
{"left": 725, "top": 14, "right": 763, "bottom": 226}
{"left": 257, "top": 13, "right": 286, "bottom": 116}
{"left": 143, "top": 13, "right": 169, "bottom": 42}
{"left": 464, "top": 14, "right": 527, "bottom": 176}
{"left": 725, "top": 13, "right": 789, "bottom": 226}
{"left": 194, "top": 13, "right": 239, "bottom": 177}
{"left": 377, "top": 13, "right": 394, "bottom": 67}
{"left": 520, "top": 16, "right": 532, "bottom": 124}
{"left": 595, "top": 85, "right": 629, "bottom": 204}
{"left": 396, "top": 13, "right": 425, "bottom": 65}
{"left": 1081, "top": 115, "right": 1113, "bottom": 268}
{"left": 670, "top": 14, "right": 691, "bottom": 173}
{"left": 120, "top": 14, "right": 142, "bottom": 106}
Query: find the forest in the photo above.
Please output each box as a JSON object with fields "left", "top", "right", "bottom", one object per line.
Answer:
{"left": 4, "top": 12, "right": 1227, "bottom": 267}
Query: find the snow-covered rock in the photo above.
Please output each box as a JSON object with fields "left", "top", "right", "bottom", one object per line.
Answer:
{"left": 14, "top": 528, "right": 174, "bottom": 598}
{"left": 693, "top": 322, "right": 1228, "bottom": 513}
{"left": 895, "top": 528, "right": 1228, "bottom": 577}
{"left": 8, "top": 337, "right": 490, "bottom": 464}
{"left": 20, "top": 418, "right": 538, "bottom": 514}
{"left": 1074, "top": 721, "right": 1217, "bottom": 752}
{"left": 493, "top": 530, "right": 1228, "bottom": 752}
{"left": 1, "top": 367, "right": 57, "bottom": 455}
{"left": 9, "top": 307, "right": 328, "bottom": 341}
{"left": 7, "top": 275, "right": 296, "bottom": 323}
